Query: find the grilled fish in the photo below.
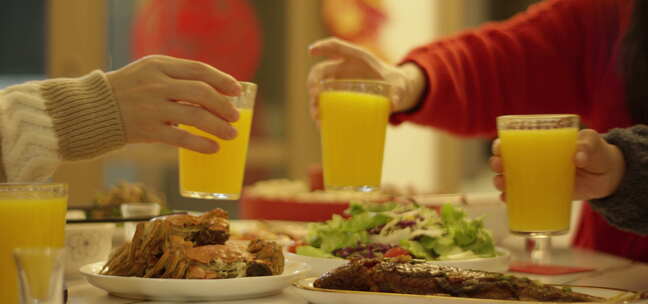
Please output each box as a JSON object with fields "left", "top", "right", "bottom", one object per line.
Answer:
{"left": 314, "top": 257, "right": 604, "bottom": 302}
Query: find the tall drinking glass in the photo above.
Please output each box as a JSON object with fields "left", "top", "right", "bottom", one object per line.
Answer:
{"left": 318, "top": 79, "right": 391, "bottom": 192}
{"left": 0, "top": 183, "right": 67, "bottom": 304}
{"left": 497, "top": 114, "right": 579, "bottom": 263}
{"left": 179, "top": 82, "right": 257, "bottom": 200}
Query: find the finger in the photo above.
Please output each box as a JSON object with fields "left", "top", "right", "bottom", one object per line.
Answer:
{"left": 307, "top": 60, "right": 343, "bottom": 91}
{"left": 308, "top": 37, "right": 371, "bottom": 61}
{"left": 493, "top": 174, "right": 505, "bottom": 191}
{"left": 491, "top": 139, "right": 501, "bottom": 156}
{"left": 156, "top": 56, "right": 242, "bottom": 96}
{"left": 500, "top": 192, "right": 507, "bottom": 203}
{"left": 166, "top": 79, "right": 239, "bottom": 122}
{"left": 489, "top": 156, "right": 503, "bottom": 174}
{"left": 310, "top": 100, "right": 320, "bottom": 121}
{"left": 574, "top": 129, "right": 605, "bottom": 172}
{"left": 161, "top": 102, "right": 237, "bottom": 141}
{"left": 157, "top": 125, "right": 220, "bottom": 154}
{"left": 307, "top": 60, "right": 342, "bottom": 121}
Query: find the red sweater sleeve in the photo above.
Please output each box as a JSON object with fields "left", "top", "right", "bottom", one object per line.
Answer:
{"left": 391, "top": 0, "right": 602, "bottom": 137}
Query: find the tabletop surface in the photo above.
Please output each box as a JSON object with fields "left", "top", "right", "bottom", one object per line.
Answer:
{"left": 68, "top": 244, "right": 648, "bottom": 304}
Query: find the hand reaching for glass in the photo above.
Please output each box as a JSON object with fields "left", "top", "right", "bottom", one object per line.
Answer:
{"left": 106, "top": 55, "right": 242, "bottom": 154}
{"left": 307, "top": 37, "right": 426, "bottom": 119}
{"left": 491, "top": 129, "right": 626, "bottom": 202}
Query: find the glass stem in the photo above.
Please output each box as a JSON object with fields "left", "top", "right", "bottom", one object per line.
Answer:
{"left": 526, "top": 235, "right": 552, "bottom": 264}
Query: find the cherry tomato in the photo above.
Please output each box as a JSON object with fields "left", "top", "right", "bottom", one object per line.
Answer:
{"left": 384, "top": 247, "right": 410, "bottom": 258}
{"left": 288, "top": 241, "right": 305, "bottom": 253}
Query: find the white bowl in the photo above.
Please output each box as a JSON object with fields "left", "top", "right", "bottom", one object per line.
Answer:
{"left": 65, "top": 223, "right": 115, "bottom": 279}
{"left": 285, "top": 247, "right": 511, "bottom": 277}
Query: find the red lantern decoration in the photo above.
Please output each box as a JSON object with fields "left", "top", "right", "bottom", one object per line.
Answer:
{"left": 131, "top": 0, "right": 262, "bottom": 81}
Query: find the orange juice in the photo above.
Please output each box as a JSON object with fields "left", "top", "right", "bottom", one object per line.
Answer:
{"left": 0, "top": 197, "right": 67, "bottom": 304}
{"left": 499, "top": 128, "right": 577, "bottom": 233}
{"left": 319, "top": 90, "right": 390, "bottom": 190}
{"left": 179, "top": 108, "right": 253, "bottom": 199}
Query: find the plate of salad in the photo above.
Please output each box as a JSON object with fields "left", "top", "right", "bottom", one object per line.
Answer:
{"left": 286, "top": 202, "right": 509, "bottom": 276}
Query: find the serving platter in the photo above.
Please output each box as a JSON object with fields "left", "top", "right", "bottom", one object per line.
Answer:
{"left": 81, "top": 260, "right": 310, "bottom": 301}
{"left": 293, "top": 277, "right": 641, "bottom": 304}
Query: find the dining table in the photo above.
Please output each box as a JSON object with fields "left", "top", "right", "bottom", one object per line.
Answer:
{"left": 67, "top": 238, "right": 648, "bottom": 304}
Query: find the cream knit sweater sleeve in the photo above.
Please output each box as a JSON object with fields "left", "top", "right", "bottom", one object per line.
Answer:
{"left": 0, "top": 70, "right": 127, "bottom": 182}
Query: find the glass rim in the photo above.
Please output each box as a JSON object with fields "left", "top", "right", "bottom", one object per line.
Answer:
{"left": 238, "top": 81, "right": 257, "bottom": 89}
{"left": 320, "top": 78, "right": 391, "bottom": 87}
{"left": 228, "top": 81, "right": 256, "bottom": 109}
{"left": 496, "top": 114, "right": 579, "bottom": 121}
{"left": 13, "top": 247, "right": 65, "bottom": 254}
{"left": 0, "top": 182, "right": 67, "bottom": 191}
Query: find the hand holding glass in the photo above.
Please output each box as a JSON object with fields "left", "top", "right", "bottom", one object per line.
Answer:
{"left": 179, "top": 82, "right": 256, "bottom": 200}
{"left": 318, "top": 80, "right": 391, "bottom": 192}
{"left": 497, "top": 114, "right": 579, "bottom": 263}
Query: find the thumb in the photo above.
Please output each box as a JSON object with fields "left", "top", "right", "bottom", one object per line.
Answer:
{"left": 309, "top": 37, "right": 372, "bottom": 62}
{"left": 574, "top": 129, "right": 610, "bottom": 174}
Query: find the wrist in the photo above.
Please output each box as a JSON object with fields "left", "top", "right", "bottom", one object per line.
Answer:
{"left": 396, "top": 63, "right": 426, "bottom": 113}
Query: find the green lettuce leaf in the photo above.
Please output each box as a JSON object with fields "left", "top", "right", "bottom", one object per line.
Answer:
{"left": 399, "top": 239, "right": 432, "bottom": 259}
{"left": 303, "top": 205, "right": 392, "bottom": 254}
{"left": 439, "top": 204, "right": 495, "bottom": 257}
{"left": 419, "top": 235, "right": 457, "bottom": 257}
{"left": 319, "top": 230, "right": 369, "bottom": 253}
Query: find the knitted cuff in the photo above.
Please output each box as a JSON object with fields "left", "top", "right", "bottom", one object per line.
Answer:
{"left": 589, "top": 125, "right": 648, "bottom": 235}
{"left": 41, "top": 70, "right": 127, "bottom": 161}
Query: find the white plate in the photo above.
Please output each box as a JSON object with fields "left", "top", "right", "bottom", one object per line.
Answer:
{"left": 285, "top": 247, "right": 511, "bottom": 277}
{"left": 293, "top": 277, "right": 640, "bottom": 304}
{"left": 80, "top": 260, "right": 311, "bottom": 301}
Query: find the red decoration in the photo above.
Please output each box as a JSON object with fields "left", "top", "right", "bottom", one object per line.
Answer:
{"left": 131, "top": 0, "right": 262, "bottom": 81}
{"left": 239, "top": 194, "right": 350, "bottom": 222}
{"left": 322, "top": 0, "right": 388, "bottom": 60}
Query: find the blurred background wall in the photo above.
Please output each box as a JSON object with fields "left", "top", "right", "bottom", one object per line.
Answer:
{"left": 0, "top": 0, "right": 540, "bottom": 216}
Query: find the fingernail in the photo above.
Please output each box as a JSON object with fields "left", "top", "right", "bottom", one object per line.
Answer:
{"left": 206, "top": 141, "right": 219, "bottom": 154}
{"left": 229, "top": 109, "right": 240, "bottom": 122}
{"left": 229, "top": 82, "right": 242, "bottom": 96}
{"left": 575, "top": 151, "right": 587, "bottom": 164}
{"left": 492, "top": 139, "right": 500, "bottom": 155}
{"left": 228, "top": 127, "right": 238, "bottom": 139}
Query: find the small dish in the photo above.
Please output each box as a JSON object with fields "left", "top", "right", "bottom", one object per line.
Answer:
{"left": 64, "top": 223, "right": 115, "bottom": 279}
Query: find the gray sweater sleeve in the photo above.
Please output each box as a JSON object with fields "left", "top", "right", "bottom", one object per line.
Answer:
{"left": 589, "top": 125, "right": 648, "bottom": 235}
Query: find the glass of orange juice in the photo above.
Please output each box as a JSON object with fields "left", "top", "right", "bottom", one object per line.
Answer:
{"left": 179, "top": 82, "right": 257, "bottom": 200}
{"left": 318, "top": 80, "right": 392, "bottom": 192}
{"left": 497, "top": 114, "right": 579, "bottom": 262}
{"left": 0, "top": 183, "right": 67, "bottom": 304}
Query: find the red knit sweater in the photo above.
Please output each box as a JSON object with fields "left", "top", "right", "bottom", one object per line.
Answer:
{"left": 392, "top": 0, "right": 648, "bottom": 262}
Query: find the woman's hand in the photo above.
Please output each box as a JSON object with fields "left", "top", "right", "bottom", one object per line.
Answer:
{"left": 491, "top": 129, "right": 626, "bottom": 201}
{"left": 307, "top": 37, "right": 426, "bottom": 120}
{"left": 106, "top": 55, "right": 242, "bottom": 154}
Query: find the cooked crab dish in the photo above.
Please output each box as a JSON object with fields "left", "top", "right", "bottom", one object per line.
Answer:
{"left": 101, "top": 208, "right": 284, "bottom": 279}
